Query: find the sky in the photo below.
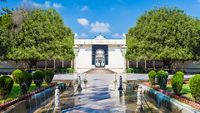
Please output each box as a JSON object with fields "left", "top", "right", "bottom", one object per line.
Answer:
{"left": 1, "top": 0, "right": 200, "bottom": 39}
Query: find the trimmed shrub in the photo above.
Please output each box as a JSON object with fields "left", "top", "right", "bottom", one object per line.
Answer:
{"left": 12, "top": 70, "right": 32, "bottom": 94}
{"left": 32, "top": 70, "right": 45, "bottom": 88}
{"left": 21, "top": 72, "right": 32, "bottom": 94}
{"left": 12, "top": 69, "right": 23, "bottom": 84}
{"left": 44, "top": 70, "right": 54, "bottom": 84}
{"left": 0, "top": 76, "right": 14, "bottom": 99}
{"left": 126, "top": 68, "right": 134, "bottom": 73}
{"left": 67, "top": 68, "right": 74, "bottom": 73}
{"left": 189, "top": 75, "right": 200, "bottom": 102}
{"left": 148, "top": 70, "right": 157, "bottom": 85}
{"left": 157, "top": 70, "right": 168, "bottom": 89}
{"left": 171, "top": 71, "right": 184, "bottom": 95}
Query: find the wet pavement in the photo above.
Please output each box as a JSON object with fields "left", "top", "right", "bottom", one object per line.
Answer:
{"left": 35, "top": 74, "right": 164, "bottom": 113}
{"left": 62, "top": 75, "right": 128, "bottom": 113}
{"left": 60, "top": 74, "right": 156, "bottom": 113}
{"left": 53, "top": 73, "right": 194, "bottom": 82}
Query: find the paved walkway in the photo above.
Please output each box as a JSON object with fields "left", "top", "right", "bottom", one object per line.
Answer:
{"left": 61, "top": 74, "right": 139, "bottom": 113}
{"left": 53, "top": 73, "right": 194, "bottom": 81}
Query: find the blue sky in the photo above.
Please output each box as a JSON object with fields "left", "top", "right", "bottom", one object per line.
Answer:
{"left": 1, "top": 0, "right": 200, "bottom": 39}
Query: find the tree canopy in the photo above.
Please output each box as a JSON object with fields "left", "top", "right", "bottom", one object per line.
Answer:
{"left": 0, "top": 8, "right": 74, "bottom": 67}
{"left": 0, "top": 8, "right": 13, "bottom": 59}
{"left": 127, "top": 7, "right": 200, "bottom": 63}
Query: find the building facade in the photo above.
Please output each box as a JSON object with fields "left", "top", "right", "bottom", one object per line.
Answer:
{"left": 74, "top": 34, "right": 127, "bottom": 73}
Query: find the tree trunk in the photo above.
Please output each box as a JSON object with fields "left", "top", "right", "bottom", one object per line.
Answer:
{"left": 71, "top": 60, "right": 74, "bottom": 68}
{"left": 62, "top": 61, "right": 64, "bottom": 68}
{"left": 153, "top": 60, "right": 156, "bottom": 70}
{"left": 136, "top": 61, "right": 138, "bottom": 68}
{"left": 144, "top": 60, "right": 147, "bottom": 73}
{"left": 45, "top": 60, "right": 47, "bottom": 70}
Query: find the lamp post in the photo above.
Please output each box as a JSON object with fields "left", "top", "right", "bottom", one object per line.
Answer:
{"left": 73, "top": 45, "right": 79, "bottom": 73}
{"left": 121, "top": 45, "right": 127, "bottom": 74}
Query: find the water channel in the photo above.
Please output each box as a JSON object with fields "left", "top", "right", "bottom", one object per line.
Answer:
{"left": 35, "top": 74, "right": 167, "bottom": 113}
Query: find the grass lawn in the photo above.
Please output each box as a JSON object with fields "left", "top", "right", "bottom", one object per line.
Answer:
{"left": 166, "top": 83, "right": 194, "bottom": 101}
{"left": 0, "top": 82, "right": 47, "bottom": 104}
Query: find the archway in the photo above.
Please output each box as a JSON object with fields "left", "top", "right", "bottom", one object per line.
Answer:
{"left": 95, "top": 49, "right": 105, "bottom": 67}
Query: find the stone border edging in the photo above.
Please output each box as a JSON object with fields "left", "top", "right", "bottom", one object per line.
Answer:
{"left": 144, "top": 82, "right": 200, "bottom": 109}
{"left": 0, "top": 83, "right": 56, "bottom": 111}
{"left": 140, "top": 84, "right": 200, "bottom": 113}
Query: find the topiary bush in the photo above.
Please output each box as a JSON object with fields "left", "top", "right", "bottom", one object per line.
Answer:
{"left": 157, "top": 70, "right": 168, "bottom": 89}
{"left": 12, "top": 70, "right": 32, "bottom": 94}
{"left": 12, "top": 69, "right": 23, "bottom": 84}
{"left": 189, "top": 75, "right": 200, "bottom": 102}
{"left": 148, "top": 70, "right": 157, "bottom": 85}
{"left": 171, "top": 71, "right": 184, "bottom": 95}
{"left": 20, "top": 71, "right": 32, "bottom": 94}
{"left": 0, "top": 75, "right": 14, "bottom": 99}
{"left": 23, "top": 72, "right": 32, "bottom": 89}
{"left": 44, "top": 70, "right": 54, "bottom": 84}
{"left": 126, "top": 68, "right": 134, "bottom": 73}
{"left": 32, "top": 70, "right": 45, "bottom": 88}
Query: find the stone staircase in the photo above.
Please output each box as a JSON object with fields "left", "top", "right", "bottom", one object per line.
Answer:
{"left": 85, "top": 68, "right": 116, "bottom": 74}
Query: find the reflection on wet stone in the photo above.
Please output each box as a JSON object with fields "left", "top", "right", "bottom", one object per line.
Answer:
{"left": 35, "top": 74, "right": 167, "bottom": 113}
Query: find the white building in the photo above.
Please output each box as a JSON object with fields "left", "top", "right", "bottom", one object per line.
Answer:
{"left": 73, "top": 34, "right": 127, "bottom": 74}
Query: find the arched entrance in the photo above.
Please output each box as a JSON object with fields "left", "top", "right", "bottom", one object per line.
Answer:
{"left": 95, "top": 49, "right": 105, "bottom": 67}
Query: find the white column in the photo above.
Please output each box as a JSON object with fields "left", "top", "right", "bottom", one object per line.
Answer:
{"left": 124, "top": 55, "right": 126, "bottom": 73}
{"left": 74, "top": 57, "right": 76, "bottom": 73}
{"left": 127, "top": 60, "right": 129, "bottom": 68}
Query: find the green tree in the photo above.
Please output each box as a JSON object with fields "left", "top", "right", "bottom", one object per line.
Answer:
{"left": 4, "top": 8, "right": 74, "bottom": 68}
{"left": 127, "top": 7, "right": 200, "bottom": 68}
{"left": 0, "top": 8, "right": 13, "bottom": 60}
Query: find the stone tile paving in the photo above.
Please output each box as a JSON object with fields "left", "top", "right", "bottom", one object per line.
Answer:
{"left": 53, "top": 73, "right": 194, "bottom": 81}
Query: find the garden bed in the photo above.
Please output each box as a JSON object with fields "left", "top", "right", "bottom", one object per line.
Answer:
{"left": 0, "top": 82, "right": 48, "bottom": 104}
{"left": 0, "top": 83, "right": 56, "bottom": 111}
{"left": 144, "top": 82, "right": 200, "bottom": 110}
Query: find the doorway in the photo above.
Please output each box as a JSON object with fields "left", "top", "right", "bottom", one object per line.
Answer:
{"left": 95, "top": 49, "right": 105, "bottom": 67}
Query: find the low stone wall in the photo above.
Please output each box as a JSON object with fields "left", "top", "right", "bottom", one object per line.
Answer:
{"left": 4, "top": 83, "right": 66, "bottom": 113}
{"left": 140, "top": 84, "right": 200, "bottom": 113}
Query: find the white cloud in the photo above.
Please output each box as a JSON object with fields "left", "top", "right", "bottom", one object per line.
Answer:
{"left": 32, "top": 2, "right": 42, "bottom": 8}
{"left": 53, "top": 3, "right": 63, "bottom": 9}
{"left": 112, "top": 33, "right": 122, "bottom": 38}
{"left": 81, "top": 5, "right": 89, "bottom": 11}
{"left": 90, "top": 21, "right": 110, "bottom": 33}
{"left": 44, "top": 1, "right": 50, "bottom": 8}
{"left": 77, "top": 18, "right": 89, "bottom": 26}
{"left": 26, "top": 1, "right": 63, "bottom": 9}
{"left": 32, "top": 1, "right": 50, "bottom": 8}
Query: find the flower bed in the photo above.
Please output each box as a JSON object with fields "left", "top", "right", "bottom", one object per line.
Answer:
{"left": 0, "top": 83, "right": 56, "bottom": 111}
{"left": 144, "top": 82, "right": 200, "bottom": 110}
